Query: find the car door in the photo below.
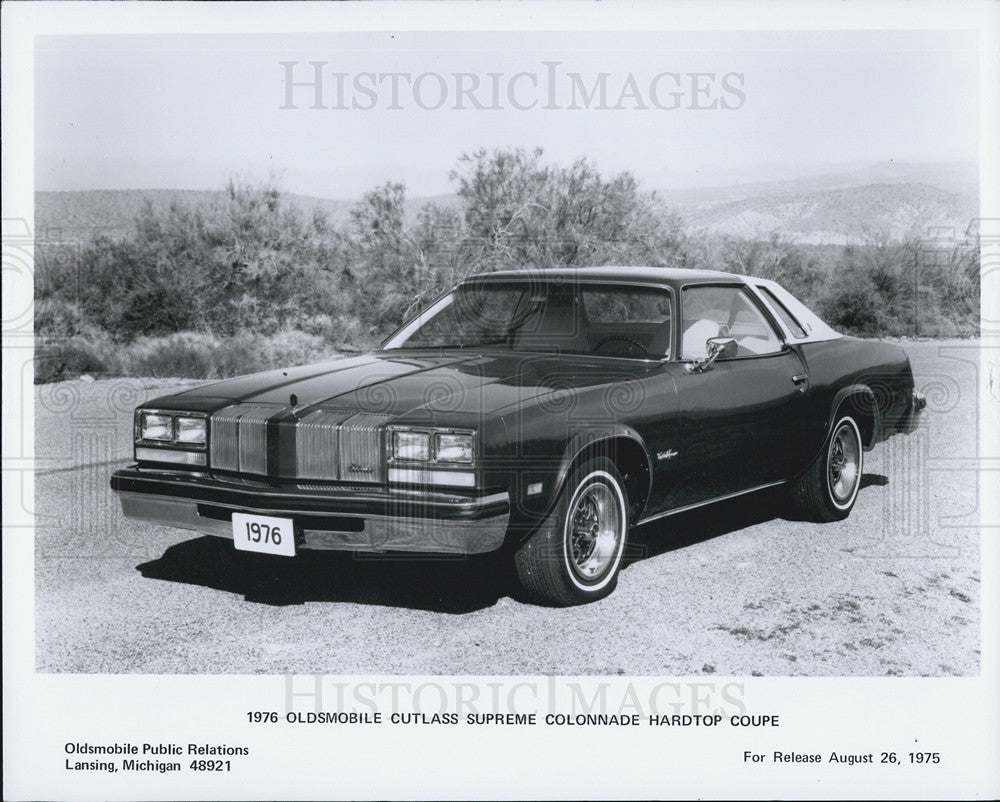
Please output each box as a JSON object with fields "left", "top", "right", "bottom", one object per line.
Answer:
{"left": 646, "top": 283, "right": 811, "bottom": 514}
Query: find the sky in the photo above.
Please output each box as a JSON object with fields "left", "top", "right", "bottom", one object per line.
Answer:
{"left": 34, "top": 29, "right": 980, "bottom": 198}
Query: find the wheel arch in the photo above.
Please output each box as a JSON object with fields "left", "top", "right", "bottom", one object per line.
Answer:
{"left": 827, "top": 384, "right": 880, "bottom": 451}
{"left": 553, "top": 427, "right": 653, "bottom": 523}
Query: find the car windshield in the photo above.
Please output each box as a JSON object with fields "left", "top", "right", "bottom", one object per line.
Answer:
{"left": 384, "top": 279, "right": 673, "bottom": 358}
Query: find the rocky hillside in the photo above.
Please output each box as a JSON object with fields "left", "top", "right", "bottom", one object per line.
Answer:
{"left": 35, "top": 161, "right": 977, "bottom": 245}
{"left": 672, "top": 182, "right": 977, "bottom": 244}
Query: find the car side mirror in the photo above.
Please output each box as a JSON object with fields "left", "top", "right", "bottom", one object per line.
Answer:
{"left": 707, "top": 336, "right": 738, "bottom": 360}
{"left": 685, "top": 336, "right": 737, "bottom": 374}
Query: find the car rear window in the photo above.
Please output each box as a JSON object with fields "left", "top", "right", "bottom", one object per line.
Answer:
{"left": 757, "top": 286, "right": 808, "bottom": 338}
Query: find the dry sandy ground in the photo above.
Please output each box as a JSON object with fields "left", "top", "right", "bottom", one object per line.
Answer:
{"left": 32, "top": 341, "right": 983, "bottom": 675}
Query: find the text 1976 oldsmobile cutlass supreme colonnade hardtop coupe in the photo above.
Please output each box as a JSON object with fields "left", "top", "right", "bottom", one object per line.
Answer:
{"left": 112, "top": 267, "right": 925, "bottom": 605}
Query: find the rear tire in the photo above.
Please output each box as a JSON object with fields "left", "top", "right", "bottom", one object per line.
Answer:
{"left": 514, "top": 457, "right": 629, "bottom": 606}
{"left": 789, "top": 414, "right": 863, "bottom": 522}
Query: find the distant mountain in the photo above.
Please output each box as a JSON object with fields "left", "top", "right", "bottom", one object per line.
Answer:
{"left": 672, "top": 182, "right": 978, "bottom": 244}
{"left": 647, "top": 159, "right": 978, "bottom": 198}
{"left": 34, "top": 160, "right": 978, "bottom": 246}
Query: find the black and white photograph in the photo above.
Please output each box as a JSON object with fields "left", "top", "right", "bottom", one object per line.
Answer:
{"left": 4, "top": 2, "right": 999, "bottom": 799}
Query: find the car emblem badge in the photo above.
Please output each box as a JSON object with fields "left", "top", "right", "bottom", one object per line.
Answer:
{"left": 657, "top": 449, "right": 678, "bottom": 461}
{"left": 348, "top": 464, "right": 375, "bottom": 474}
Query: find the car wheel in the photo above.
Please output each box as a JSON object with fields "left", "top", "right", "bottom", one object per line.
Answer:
{"left": 514, "top": 457, "right": 629, "bottom": 606}
{"left": 789, "top": 414, "right": 864, "bottom": 522}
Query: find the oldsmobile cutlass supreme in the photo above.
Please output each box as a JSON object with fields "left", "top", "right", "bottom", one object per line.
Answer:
{"left": 111, "top": 267, "right": 925, "bottom": 605}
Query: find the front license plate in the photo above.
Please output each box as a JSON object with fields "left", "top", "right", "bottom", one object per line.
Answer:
{"left": 232, "top": 513, "right": 296, "bottom": 557}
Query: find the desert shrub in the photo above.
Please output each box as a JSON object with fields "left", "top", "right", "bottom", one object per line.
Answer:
{"left": 34, "top": 297, "right": 120, "bottom": 382}
{"left": 48, "top": 179, "right": 345, "bottom": 342}
{"left": 34, "top": 332, "right": 118, "bottom": 383}
{"left": 80, "top": 330, "right": 342, "bottom": 382}
{"left": 714, "top": 232, "right": 827, "bottom": 309}
{"left": 820, "top": 280, "right": 882, "bottom": 335}
{"left": 124, "top": 332, "right": 221, "bottom": 378}
{"left": 34, "top": 297, "right": 99, "bottom": 340}
{"left": 34, "top": 241, "right": 83, "bottom": 304}
{"left": 297, "top": 314, "right": 337, "bottom": 338}
{"left": 338, "top": 182, "right": 426, "bottom": 339}
{"left": 328, "top": 314, "right": 376, "bottom": 351}
{"left": 818, "top": 234, "right": 979, "bottom": 338}
{"left": 254, "top": 330, "right": 333, "bottom": 367}
{"left": 918, "top": 238, "right": 980, "bottom": 337}
{"left": 820, "top": 240, "right": 906, "bottom": 337}
{"left": 450, "top": 147, "right": 685, "bottom": 272}
{"left": 210, "top": 338, "right": 268, "bottom": 378}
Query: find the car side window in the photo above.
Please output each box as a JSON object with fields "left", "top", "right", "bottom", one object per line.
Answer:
{"left": 680, "top": 286, "right": 783, "bottom": 360}
{"left": 581, "top": 286, "right": 672, "bottom": 357}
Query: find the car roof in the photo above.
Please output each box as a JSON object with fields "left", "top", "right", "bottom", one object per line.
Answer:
{"left": 464, "top": 266, "right": 746, "bottom": 287}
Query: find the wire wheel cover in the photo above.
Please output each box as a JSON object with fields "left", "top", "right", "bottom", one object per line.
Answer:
{"left": 828, "top": 422, "right": 860, "bottom": 503}
{"left": 567, "top": 482, "right": 622, "bottom": 582}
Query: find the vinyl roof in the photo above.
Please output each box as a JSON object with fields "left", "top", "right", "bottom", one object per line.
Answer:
{"left": 466, "top": 266, "right": 744, "bottom": 285}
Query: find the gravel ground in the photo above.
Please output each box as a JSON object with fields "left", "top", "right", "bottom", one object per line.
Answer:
{"left": 33, "top": 341, "right": 982, "bottom": 675}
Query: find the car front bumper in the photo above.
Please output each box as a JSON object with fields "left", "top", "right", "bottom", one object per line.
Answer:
{"left": 111, "top": 467, "right": 511, "bottom": 554}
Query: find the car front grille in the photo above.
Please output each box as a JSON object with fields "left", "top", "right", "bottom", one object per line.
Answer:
{"left": 295, "top": 410, "right": 390, "bottom": 482}
{"left": 209, "top": 404, "right": 281, "bottom": 475}
{"left": 295, "top": 409, "right": 354, "bottom": 480}
{"left": 210, "top": 404, "right": 389, "bottom": 482}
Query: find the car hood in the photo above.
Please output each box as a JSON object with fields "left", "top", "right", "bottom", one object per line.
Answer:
{"left": 158, "top": 349, "right": 652, "bottom": 421}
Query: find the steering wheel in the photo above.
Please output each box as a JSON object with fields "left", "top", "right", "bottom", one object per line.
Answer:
{"left": 593, "top": 335, "right": 650, "bottom": 357}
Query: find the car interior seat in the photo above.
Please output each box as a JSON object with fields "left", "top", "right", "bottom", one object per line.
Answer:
{"left": 514, "top": 292, "right": 590, "bottom": 353}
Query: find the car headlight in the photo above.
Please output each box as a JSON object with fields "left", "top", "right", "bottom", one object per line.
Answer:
{"left": 392, "top": 431, "right": 431, "bottom": 461}
{"left": 135, "top": 410, "right": 208, "bottom": 451}
{"left": 176, "top": 416, "right": 207, "bottom": 445}
{"left": 140, "top": 413, "right": 173, "bottom": 441}
{"left": 434, "top": 432, "right": 473, "bottom": 463}
{"left": 387, "top": 427, "right": 476, "bottom": 487}
{"left": 135, "top": 410, "right": 208, "bottom": 465}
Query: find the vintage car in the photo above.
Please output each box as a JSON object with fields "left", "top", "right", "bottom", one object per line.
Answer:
{"left": 111, "top": 267, "right": 925, "bottom": 605}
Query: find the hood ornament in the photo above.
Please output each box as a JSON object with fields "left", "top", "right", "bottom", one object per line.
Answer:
{"left": 289, "top": 393, "right": 307, "bottom": 418}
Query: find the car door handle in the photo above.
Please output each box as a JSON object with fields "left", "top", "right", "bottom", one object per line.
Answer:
{"left": 791, "top": 373, "right": 809, "bottom": 392}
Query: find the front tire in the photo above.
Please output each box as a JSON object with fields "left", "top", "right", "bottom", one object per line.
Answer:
{"left": 514, "top": 457, "right": 629, "bottom": 606}
{"left": 789, "top": 414, "right": 864, "bottom": 522}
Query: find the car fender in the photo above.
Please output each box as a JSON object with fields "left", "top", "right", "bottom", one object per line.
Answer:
{"left": 551, "top": 424, "right": 654, "bottom": 520}
{"left": 826, "top": 383, "right": 881, "bottom": 450}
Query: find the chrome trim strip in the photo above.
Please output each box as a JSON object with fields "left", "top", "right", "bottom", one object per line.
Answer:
{"left": 115, "top": 491, "right": 510, "bottom": 554}
{"left": 122, "top": 468, "right": 507, "bottom": 507}
{"left": 474, "top": 491, "right": 510, "bottom": 505}
{"left": 635, "top": 480, "right": 786, "bottom": 527}
{"left": 114, "top": 484, "right": 510, "bottom": 510}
